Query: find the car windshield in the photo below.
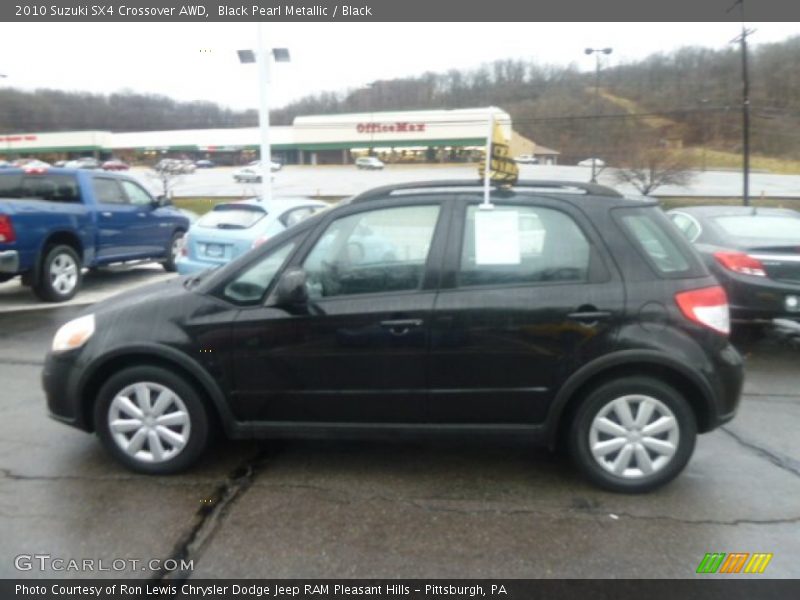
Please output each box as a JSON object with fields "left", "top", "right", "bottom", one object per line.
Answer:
{"left": 197, "top": 205, "right": 266, "bottom": 229}
{"left": 713, "top": 215, "right": 800, "bottom": 240}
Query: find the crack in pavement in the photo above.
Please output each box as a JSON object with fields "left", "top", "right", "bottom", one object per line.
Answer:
{"left": 0, "top": 467, "right": 222, "bottom": 487}
{"left": 411, "top": 502, "right": 800, "bottom": 527}
{"left": 151, "top": 446, "right": 272, "bottom": 586}
{"left": 0, "top": 358, "right": 45, "bottom": 366}
{"left": 720, "top": 426, "right": 800, "bottom": 478}
{"left": 241, "top": 480, "right": 800, "bottom": 528}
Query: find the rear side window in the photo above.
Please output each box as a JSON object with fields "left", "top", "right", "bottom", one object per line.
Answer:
{"left": 617, "top": 208, "right": 693, "bottom": 274}
{"left": 459, "top": 204, "right": 591, "bottom": 287}
{"left": 0, "top": 173, "right": 81, "bottom": 203}
{"left": 198, "top": 206, "right": 267, "bottom": 229}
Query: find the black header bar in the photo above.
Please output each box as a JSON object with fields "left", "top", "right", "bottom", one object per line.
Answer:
{"left": 3, "top": 0, "right": 800, "bottom": 22}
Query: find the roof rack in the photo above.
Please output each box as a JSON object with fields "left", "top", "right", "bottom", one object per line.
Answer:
{"left": 350, "top": 179, "right": 622, "bottom": 203}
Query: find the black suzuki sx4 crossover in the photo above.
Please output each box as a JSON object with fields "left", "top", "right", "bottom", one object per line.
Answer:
{"left": 43, "top": 180, "right": 743, "bottom": 493}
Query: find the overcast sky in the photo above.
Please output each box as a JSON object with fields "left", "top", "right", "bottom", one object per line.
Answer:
{"left": 1, "top": 22, "right": 798, "bottom": 111}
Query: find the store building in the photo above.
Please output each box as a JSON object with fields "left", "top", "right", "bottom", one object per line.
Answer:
{"left": 0, "top": 106, "right": 557, "bottom": 166}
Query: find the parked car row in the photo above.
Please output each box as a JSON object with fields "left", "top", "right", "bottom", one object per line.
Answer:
{"left": 155, "top": 159, "right": 196, "bottom": 175}
{"left": 42, "top": 178, "right": 745, "bottom": 494}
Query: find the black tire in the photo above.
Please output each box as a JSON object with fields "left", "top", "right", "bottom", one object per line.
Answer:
{"left": 162, "top": 230, "right": 184, "bottom": 273}
{"left": 33, "top": 244, "right": 83, "bottom": 302}
{"left": 94, "top": 365, "right": 210, "bottom": 474}
{"left": 568, "top": 376, "right": 697, "bottom": 493}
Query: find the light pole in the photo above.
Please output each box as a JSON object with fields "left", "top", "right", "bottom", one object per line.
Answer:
{"left": 728, "top": 0, "right": 753, "bottom": 206}
{"left": 584, "top": 47, "right": 612, "bottom": 183}
{"left": 698, "top": 98, "right": 709, "bottom": 171}
{"left": 237, "top": 27, "right": 290, "bottom": 203}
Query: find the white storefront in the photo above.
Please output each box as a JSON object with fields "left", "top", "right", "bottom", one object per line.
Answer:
{"left": 1, "top": 107, "right": 515, "bottom": 165}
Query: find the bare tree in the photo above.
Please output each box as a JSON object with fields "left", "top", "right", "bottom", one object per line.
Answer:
{"left": 613, "top": 142, "right": 696, "bottom": 195}
{"left": 145, "top": 169, "right": 184, "bottom": 199}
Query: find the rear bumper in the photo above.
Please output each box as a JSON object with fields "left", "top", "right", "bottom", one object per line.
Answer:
{"left": 706, "top": 342, "right": 744, "bottom": 430}
{"left": 0, "top": 249, "right": 19, "bottom": 273}
{"left": 176, "top": 256, "right": 221, "bottom": 275}
{"left": 718, "top": 271, "right": 800, "bottom": 322}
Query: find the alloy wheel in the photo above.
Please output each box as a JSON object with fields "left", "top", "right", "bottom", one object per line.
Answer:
{"left": 588, "top": 394, "right": 679, "bottom": 479}
{"left": 49, "top": 252, "right": 78, "bottom": 295}
{"left": 107, "top": 382, "right": 191, "bottom": 464}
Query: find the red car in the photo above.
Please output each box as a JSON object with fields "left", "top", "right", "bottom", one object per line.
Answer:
{"left": 101, "top": 159, "right": 129, "bottom": 171}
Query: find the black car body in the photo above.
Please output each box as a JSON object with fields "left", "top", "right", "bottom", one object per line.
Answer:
{"left": 668, "top": 206, "right": 800, "bottom": 324}
{"left": 43, "top": 180, "right": 743, "bottom": 492}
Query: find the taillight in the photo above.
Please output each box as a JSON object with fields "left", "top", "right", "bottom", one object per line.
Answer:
{"left": 0, "top": 215, "right": 16, "bottom": 243}
{"left": 713, "top": 251, "right": 766, "bottom": 277}
{"left": 180, "top": 234, "right": 189, "bottom": 256}
{"left": 23, "top": 167, "right": 47, "bottom": 175}
{"left": 675, "top": 286, "right": 730, "bottom": 335}
{"left": 251, "top": 235, "right": 269, "bottom": 249}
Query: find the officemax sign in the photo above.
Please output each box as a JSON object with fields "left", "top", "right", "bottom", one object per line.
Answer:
{"left": 356, "top": 122, "right": 427, "bottom": 134}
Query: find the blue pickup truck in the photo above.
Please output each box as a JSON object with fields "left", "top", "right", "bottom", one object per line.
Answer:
{"left": 0, "top": 167, "right": 189, "bottom": 302}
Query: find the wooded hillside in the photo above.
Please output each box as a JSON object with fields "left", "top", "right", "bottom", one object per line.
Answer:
{"left": 2, "top": 35, "right": 799, "bottom": 163}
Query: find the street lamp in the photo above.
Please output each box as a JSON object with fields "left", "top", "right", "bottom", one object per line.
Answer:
{"left": 584, "top": 47, "right": 612, "bottom": 183}
{"left": 238, "top": 28, "right": 290, "bottom": 203}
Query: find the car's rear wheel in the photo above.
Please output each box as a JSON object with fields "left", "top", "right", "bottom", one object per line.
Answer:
{"left": 94, "top": 366, "right": 210, "bottom": 474}
{"left": 33, "top": 244, "right": 82, "bottom": 302}
{"left": 162, "top": 231, "right": 184, "bottom": 272}
{"left": 568, "top": 377, "right": 696, "bottom": 493}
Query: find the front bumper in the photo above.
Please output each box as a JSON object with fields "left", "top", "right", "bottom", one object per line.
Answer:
{"left": 42, "top": 349, "right": 90, "bottom": 431}
{"left": 0, "top": 249, "right": 19, "bottom": 274}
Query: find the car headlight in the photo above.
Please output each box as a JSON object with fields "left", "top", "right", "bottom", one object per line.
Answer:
{"left": 52, "top": 314, "right": 95, "bottom": 353}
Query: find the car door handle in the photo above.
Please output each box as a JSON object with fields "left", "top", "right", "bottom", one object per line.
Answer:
{"left": 380, "top": 319, "right": 423, "bottom": 336}
{"left": 137, "top": 212, "right": 147, "bottom": 217}
{"left": 101, "top": 211, "right": 112, "bottom": 218}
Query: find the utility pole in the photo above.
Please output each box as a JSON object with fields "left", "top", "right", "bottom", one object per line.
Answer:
{"left": 584, "top": 48, "right": 612, "bottom": 184}
{"left": 729, "top": 0, "right": 754, "bottom": 207}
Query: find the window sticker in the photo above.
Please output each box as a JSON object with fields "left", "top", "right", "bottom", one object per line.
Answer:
{"left": 474, "top": 209, "right": 521, "bottom": 265}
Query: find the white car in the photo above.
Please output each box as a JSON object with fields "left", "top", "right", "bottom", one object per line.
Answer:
{"left": 355, "top": 156, "right": 385, "bottom": 170}
{"left": 233, "top": 166, "right": 275, "bottom": 183}
{"left": 247, "top": 160, "right": 282, "bottom": 172}
{"left": 578, "top": 158, "right": 606, "bottom": 168}
{"left": 514, "top": 155, "right": 539, "bottom": 164}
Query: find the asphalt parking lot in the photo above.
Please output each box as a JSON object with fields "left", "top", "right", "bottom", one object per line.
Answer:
{"left": 0, "top": 266, "right": 798, "bottom": 580}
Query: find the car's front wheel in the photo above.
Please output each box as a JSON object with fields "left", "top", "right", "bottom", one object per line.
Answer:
{"left": 568, "top": 377, "right": 696, "bottom": 493}
{"left": 94, "top": 366, "right": 210, "bottom": 474}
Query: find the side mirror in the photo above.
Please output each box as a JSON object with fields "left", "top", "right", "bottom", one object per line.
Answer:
{"left": 155, "top": 194, "right": 172, "bottom": 207}
{"left": 274, "top": 268, "right": 308, "bottom": 306}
